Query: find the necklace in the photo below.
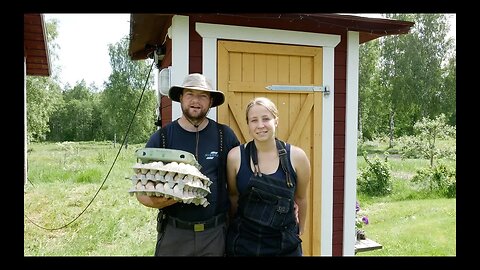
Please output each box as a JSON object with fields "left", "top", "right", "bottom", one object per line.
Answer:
{"left": 184, "top": 117, "right": 207, "bottom": 160}
{"left": 185, "top": 116, "right": 206, "bottom": 129}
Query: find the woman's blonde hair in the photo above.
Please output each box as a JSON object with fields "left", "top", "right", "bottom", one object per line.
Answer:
{"left": 245, "top": 97, "right": 279, "bottom": 123}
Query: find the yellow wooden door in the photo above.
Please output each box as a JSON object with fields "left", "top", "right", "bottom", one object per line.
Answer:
{"left": 217, "top": 40, "right": 324, "bottom": 256}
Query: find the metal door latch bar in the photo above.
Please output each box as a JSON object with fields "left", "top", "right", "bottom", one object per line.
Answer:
{"left": 266, "top": 85, "right": 330, "bottom": 95}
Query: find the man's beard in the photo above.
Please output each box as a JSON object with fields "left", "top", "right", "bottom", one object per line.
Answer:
{"left": 182, "top": 105, "right": 209, "bottom": 122}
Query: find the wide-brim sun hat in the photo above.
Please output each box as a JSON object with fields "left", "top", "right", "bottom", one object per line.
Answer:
{"left": 168, "top": 73, "right": 225, "bottom": 107}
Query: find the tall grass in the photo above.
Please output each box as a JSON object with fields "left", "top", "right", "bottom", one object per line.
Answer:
{"left": 24, "top": 141, "right": 158, "bottom": 256}
{"left": 356, "top": 140, "right": 456, "bottom": 256}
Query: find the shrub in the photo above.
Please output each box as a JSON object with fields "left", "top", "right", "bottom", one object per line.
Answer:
{"left": 357, "top": 152, "right": 393, "bottom": 196}
{"left": 411, "top": 163, "right": 456, "bottom": 198}
{"left": 396, "top": 114, "right": 456, "bottom": 167}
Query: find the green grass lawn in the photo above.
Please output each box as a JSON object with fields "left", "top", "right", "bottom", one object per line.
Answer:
{"left": 356, "top": 140, "right": 456, "bottom": 256}
{"left": 24, "top": 141, "right": 158, "bottom": 256}
{"left": 24, "top": 141, "right": 456, "bottom": 256}
{"left": 356, "top": 198, "right": 456, "bottom": 256}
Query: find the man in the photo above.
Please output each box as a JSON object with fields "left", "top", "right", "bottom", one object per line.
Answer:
{"left": 136, "top": 73, "right": 240, "bottom": 256}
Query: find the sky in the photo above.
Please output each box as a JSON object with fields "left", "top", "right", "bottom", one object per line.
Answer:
{"left": 44, "top": 13, "right": 131, "bottom": 89}
{"left": 44, "top": 13, "right": 456, "bottom": 89}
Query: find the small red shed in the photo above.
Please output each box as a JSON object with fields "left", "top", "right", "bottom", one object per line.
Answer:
{"left": 128, "top": 13, "right": 413, "bottom": 256}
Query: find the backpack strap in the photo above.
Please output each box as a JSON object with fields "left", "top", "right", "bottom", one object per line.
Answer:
{"left": 159, "top": 127, "right": 167, "bottom": 148}
{"left": 159, "top": 119, "right": 179, "bottom": 148}
{"left": 215, "top": 122, "right": 226, "bottom": 214}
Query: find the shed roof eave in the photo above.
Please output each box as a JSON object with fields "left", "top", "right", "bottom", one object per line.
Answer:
{"left": 24, "top": 13, "right": 51, "bottom": 76}
{"left": 127, "top": 13, "right": 414, "bottom": 59}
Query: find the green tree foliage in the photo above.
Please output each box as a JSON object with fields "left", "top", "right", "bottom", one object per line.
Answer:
{"left": 27, "top": 77, "right": 63, "bottom": 141}
{"left": 359, "top": 39, "right": 389, "bottom": 141}
{"left": 101, "top": 36, "right": 157, "bottom": 144}
{"left": 30, "top": 19, "right": 158, "bottom": 143}
{"left": 383, "top": 13, "right": 454, "bottom": 136}
{"left": 44, "top": 17, "right": 61, "bottom": 82}
{"left": 48, "top": 80, "right": 101, "bottom": 141}
{"left": 359, "top": 14, "right": 456, "bottom": 143}
{"left": 63, "top": 80, "right": 92, "bottom": 102}
{"left": 442, "top": 55, "right": 456, "bottom": 126}
{"left": 26, "top": 18, "right": 63, "bottom": 142}
{"left": 397, "top": 114, "right": 456, "bottom": 167}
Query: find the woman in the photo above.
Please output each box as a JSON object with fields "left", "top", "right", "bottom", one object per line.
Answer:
{"left": 226, "top": 97, "right": 311, "bottom": 256}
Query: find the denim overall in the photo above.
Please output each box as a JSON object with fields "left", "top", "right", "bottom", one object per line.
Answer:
{"left": 226, "top": 139, "right": 302, "bottom": 256}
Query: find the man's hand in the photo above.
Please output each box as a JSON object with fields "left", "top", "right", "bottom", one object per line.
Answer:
{"left": 136, "top": 193, "right": 177, "bottom": 209}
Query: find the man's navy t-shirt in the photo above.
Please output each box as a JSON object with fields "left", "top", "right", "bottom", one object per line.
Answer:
{"left": 145, "top": 118, "right": 239, "bottom": 221}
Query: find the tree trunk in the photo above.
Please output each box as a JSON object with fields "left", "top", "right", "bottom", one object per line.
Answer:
{"left": 389, "top": 110, "right": 395, "bottom": 148}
